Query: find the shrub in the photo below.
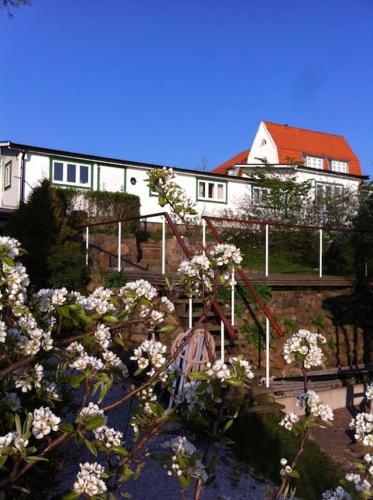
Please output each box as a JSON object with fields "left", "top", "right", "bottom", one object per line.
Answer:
{"left": 47, "top": 242, "right": 89, "bottom": 290}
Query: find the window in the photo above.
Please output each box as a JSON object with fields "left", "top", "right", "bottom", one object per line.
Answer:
{"left": 51, "top": 159, "right": 91, "bottom": 187}
{"left": 305, "top": 156, "right": 323, "bottom": 169}
{"left": 331, "top": 160, "right": 348, "bottom": 174}
{"left": 252, "top": 186, "right": 269, "bottom": 205}
{"left": 316, "top": 182, "right": 344, "bottom": 197}
{"left": 197, "top": 179, "right": 226, "bottom": 202}
{"left": 3, "top": 161, "right": 12, "bottom": 189}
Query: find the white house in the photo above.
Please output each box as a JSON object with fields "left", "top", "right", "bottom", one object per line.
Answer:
{"left": 0, "top": 122, "right": 367, "bottom": 222}
{"left": 0, "top": 141, "right": 253, "bottom": 221}
{"left": 213, "top": 121, "right": 366, "bottom": 200}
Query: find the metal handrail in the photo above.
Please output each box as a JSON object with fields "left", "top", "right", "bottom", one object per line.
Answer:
{"left": 163, "top": 213, "right": 236, "bottom": 340}
{"left": 205, "top": 215, "right": 372, "bottom": 234}
{"left": 203, "top": 215, "right": 283, "bottom": 338}
{"left": 79, "top": 211, "right": 236, "bottom": 340}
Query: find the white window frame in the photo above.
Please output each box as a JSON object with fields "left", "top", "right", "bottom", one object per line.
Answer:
{"left": 252, "top": 186, "right": 269, "bottom": 205}
{"left": 3, "top": 161, "right": 12, "bottom": 190}
{"left": 51, "top": 159, "right": 91, "bottom": 188}
{"left": 315, "top": 182, "right": 344, "bottom": 197}
{"left": 330, "top": 160, "right": 348, "bottom": 174}
{"left": 197, "top": 178, "right": 227, "bottom": 203}
{"left": 305, "top": 155, "right": 324, "bottom": 170}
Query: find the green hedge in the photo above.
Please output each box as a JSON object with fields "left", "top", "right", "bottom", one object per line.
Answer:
{"left": 62, "top": 189, "right": 140, "bottom": 233}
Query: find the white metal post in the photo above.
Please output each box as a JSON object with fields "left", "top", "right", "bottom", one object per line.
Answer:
{"left": 85, "top": 226, "right": 89, "bottom": 267}
{"left": 202, "top": 219, "right": 206, "bottom": 254}
{"left": 265, "top": 224, "right": 269, "bottom": 277}
{"left": 231, "top": 268, "right": 235, "bottom": 326}
{"left": 265, "top": 317, "right": 270, "bottom": 388}
{"left": 117, "top": 222, "right": 122, "bottom": 272}
{"left": 220, "top": 321, "right": 225, "bottom": 363}
{"left": 319, "top": 229, "right": 323, "bottom": 278}
{"left": 162, "top": 215, "right": 166, "bottom": 275}
{"left": 188, "top": 298, "right": 193, "bottom": 329}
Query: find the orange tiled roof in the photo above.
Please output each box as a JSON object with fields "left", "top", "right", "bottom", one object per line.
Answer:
{"left": 212, "top": 149, "right": 249, "bottom": 175}
{"left": 263, "top": 121, "right": 362, "bottom": 176}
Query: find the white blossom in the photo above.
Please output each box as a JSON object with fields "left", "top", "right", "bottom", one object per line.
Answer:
{"left": 73, "top": 462, "right": 107, "bottom": 496}
{"left": 0, "top": 320, "right": 7, "bottom": 342}
{"left": 32, "top": 406, "right": 61, "bottom": 439}
{"left": 131, "top": 339, "right": 167, "bottom": 373}
{"left": 279, "top": 412, "right": 299, "bottom": 431}
{"left": 94, "top": 425, "right": 123, "bottom": 449}
{"left": 205, "top": 360, "right": 231, "bottom": 382}
{"left": 94, "top": 323, "right": 112, "bottom": 350}
{"left": 350, "top": 412, "right": 373, "bottom": 446}
{"left": 79, "top": 402, "right": 104, "bottom": 418}
{"left": 283, "top": 329, "right": 326, "bottom": 368}
{"left": 322, "top": 486, "right": 351, "bottom": 499}
{"left": 102, "top": 350, "right": 128, "bottom": 374}
{"left": 345, "top": 472, "right": 371, "bottom": 493}
{"left": 366, "top": 383, "right": 373, "bottom": 401}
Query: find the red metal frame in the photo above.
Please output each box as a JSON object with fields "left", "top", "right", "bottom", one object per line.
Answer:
{"left": 203, "top": 215, "right": 283, "bottom": 338}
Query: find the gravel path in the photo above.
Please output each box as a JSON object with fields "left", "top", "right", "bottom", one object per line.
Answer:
{"left": 52, "top": 383, "right": 274, "bottom": 499}
{"left": 310, "top": 406, "right": 364, "bottom": 471}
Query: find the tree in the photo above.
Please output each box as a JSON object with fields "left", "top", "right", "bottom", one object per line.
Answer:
{"left": 5, "top": 179, "right": 86, "bottom": 289}
{"left": 0, "top": 0, "right": 30, "bottom": 16}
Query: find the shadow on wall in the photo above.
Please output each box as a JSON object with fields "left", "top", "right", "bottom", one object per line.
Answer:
{"left": 323, "top": 291, "right": 373, "bottom": 368}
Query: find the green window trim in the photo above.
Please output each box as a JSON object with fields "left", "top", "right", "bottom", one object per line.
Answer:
{"left": 49, "top": 157, "right": 94, "bottom": 189}
{"left": 196, "top": 177, "right": 227, "bottom": 204}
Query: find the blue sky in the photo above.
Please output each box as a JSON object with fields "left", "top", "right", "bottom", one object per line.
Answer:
{"left": 1, "top": 0, "right": 373, "bottom": 176}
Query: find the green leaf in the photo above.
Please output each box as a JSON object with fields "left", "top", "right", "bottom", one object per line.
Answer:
{"left": 103, "top": 315, "right": 118, "bottom": 323}
{"left": 59, "top": 423, "right": 74, "bottom": 433}
{"left": 112, "top": 446, "right": 129, "bottom": 457}
{"left": 189, "top": 371, "right": 208, "bottom": 381}
{"left": 83, "top": 415, "right": 105, "bottom": 430}
{"left": 120, "top": 464, "right": 134, "bottom": 482}
{"left": 83, "top": 438, "right": 97, "bottom": 456}
{"left": 69, "top": 374, "right": 85, "bottom": 389}
{"left": 158, "top": 324, "right": 176, "bottom": 334}
{"left": 222, "top": 419, "right": 234, "bottom": 434}
{"left": 62, "top": 492, "right": 80, "bottom": 500}
{"left": 59, "top": 305, "right": 71, "bottom": 318}
{"left": 289, "top": 469, "right": 300, "bottom": 479}
{"left": 15, "top": 414, "right": 22, "bottom": 436}
{"left": 226, "top": 377, "right": 245, "bottom": 387}
{"left": 2, "top": 256, "right": 14, "bottom": 267}
{"left": 0, "top": 455, "right": 7, "bottom": 468}
{"left": 24, "top": 456, "right": 49, "bottom": 463}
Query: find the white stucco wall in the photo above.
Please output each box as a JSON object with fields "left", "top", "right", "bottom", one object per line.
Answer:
{"left": 0, "top": 148, "right": 363, "bottom": 224}
{"left": 24, "top": 153, "right": 49, "bottom": 200}
{"left": 98, "top": 164, "right": 125, "bottom": 192}
{"left": 247, "top": 121, "right": 279, "bottom": 164}
{"left": 295, "top": 168, "right": 361, "bottom": 192}
{"left": 0, "top": 151, "right": 21, "bottom": 209}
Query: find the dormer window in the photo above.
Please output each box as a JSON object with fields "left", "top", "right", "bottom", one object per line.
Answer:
{"left": 305, "top": 156, "right": 323, "bottom": 170}
{"left": 331, "top": 160, "right": 348, "bottom": 174}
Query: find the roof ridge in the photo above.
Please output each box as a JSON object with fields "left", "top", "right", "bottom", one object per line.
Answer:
{"left": 263, "top": 120, "right": 345, "bottom": 139}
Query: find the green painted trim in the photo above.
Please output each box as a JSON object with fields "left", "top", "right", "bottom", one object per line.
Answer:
{"left": 196, "top": 176, "right": 227, "bottom": 204}
{"left": 97, "top": 165, "right": 101, "bottom": 192}
{"left": 123, "top": 167, "right": 126, "bottom": 193}
{"left": 50, "top": 156, "right": 93, "bottom": 189}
